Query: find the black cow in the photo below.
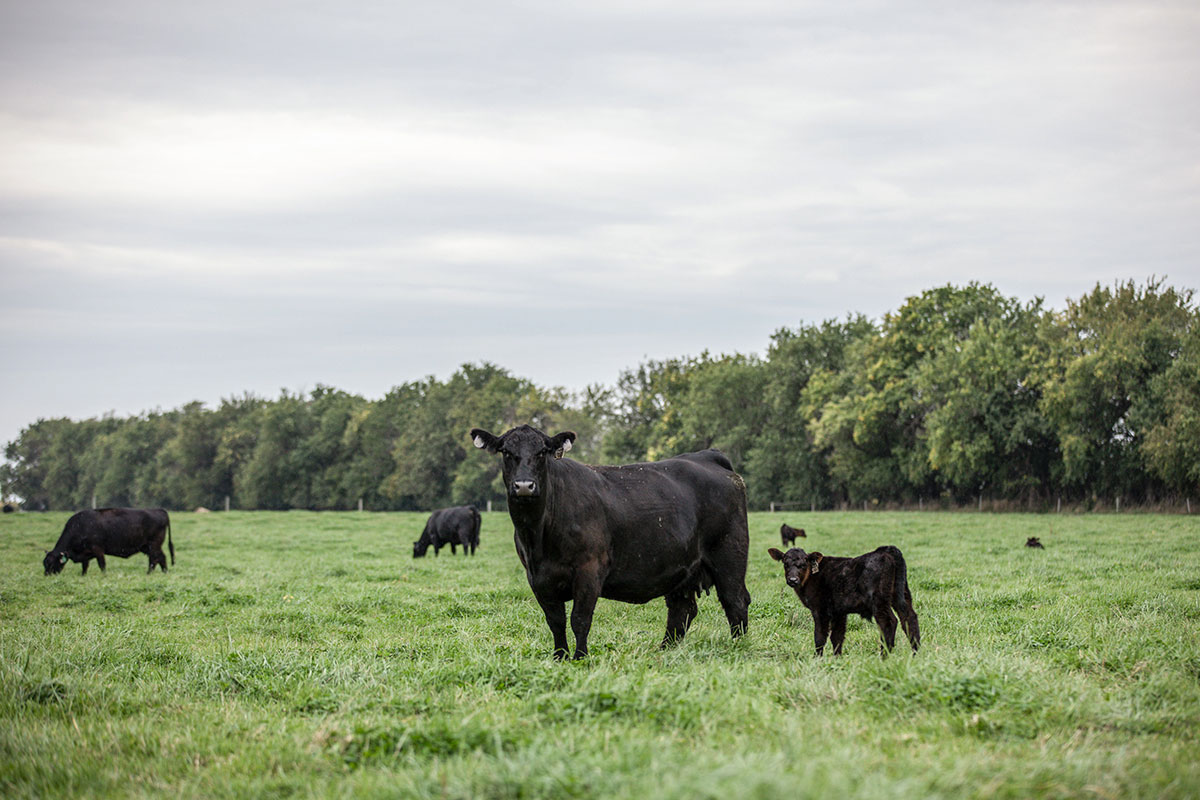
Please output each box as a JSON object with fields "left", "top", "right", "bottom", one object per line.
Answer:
{"left": 768, "top": 545, "right": 919, "bottom": 656}
{"left": 1025, "top": 536, "right": 1044, "bottom": 549}
{"left": 471, "top": 424, "right": 751, "bottom": 659}
{"left": 780, "top": 523, "right": 805, "bottom": 546}
{"left": 43, "top": 507, "right": 174, "bottom": 575}
{"left": 413, "top": 506, "right": 481, "bottom": 557}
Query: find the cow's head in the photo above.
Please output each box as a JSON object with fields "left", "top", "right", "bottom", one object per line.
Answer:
{"left": 43, "top": 550, "right": 67, "bottom": 575}
{"left": 413, "top": 539, "right": 429, "bottom": 558}
{"left": 470, "top": 425, "right": 576, "bottom": 502}
{"left": 768, "top": 547, "right": 824, "bottom": 589}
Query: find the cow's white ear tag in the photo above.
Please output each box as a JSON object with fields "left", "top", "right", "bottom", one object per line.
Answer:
{"left": 561, "top": 439, "right": 572, "bottom": 453}
{"left": 473, "top": 435, "right": 486, "bottom": 449}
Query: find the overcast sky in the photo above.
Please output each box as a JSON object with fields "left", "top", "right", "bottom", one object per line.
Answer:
{"left": 2, "top": 0, "right": 1198, "bottom": 449}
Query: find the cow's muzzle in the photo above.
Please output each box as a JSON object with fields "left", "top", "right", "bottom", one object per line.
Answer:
{"left": 511, "top": 480, "right": 537, "bottom": 497}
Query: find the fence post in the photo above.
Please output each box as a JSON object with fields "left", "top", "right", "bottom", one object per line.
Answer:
{"left": 978, "top": 495, "right": 982, "bottom": 512}
{"left": 863, "top": 500, "right": 868, "bottom": 512}
{"left": 487, "top": 500, "right": 493, "bottom": 513}
{"left": 919, "top": 497, "right": 923, "bottom": 511}
{"left": 1188, "top": 498, "right": 1192, "bottom": 514}
{"left": 811, "top": 496, "right": 815, "bottom": 512}
{"left": 358, "top": 498, "right": 363, "bottom": 512}
{"left": 225, "top": 495, "right": 231, "bottom": 512}
{"left": 770, "top": 502, "right": 776, "bottom": 513}
{"left": 1116, "top": 496, "right": 1120, "bottom": 513}
{"left": 91, "top": 494, "right": 97, "bottom": 509}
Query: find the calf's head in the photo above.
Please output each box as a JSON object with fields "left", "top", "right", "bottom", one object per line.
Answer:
{"left": 43, "top": 550, "right": 67, "bottom": 575}
{"left": 470, "top": 425, "right": 576, "bottom": 501}
{"left": 412, "top": 539, "right": 429, "bottom": 558}
{"left": 768, "top": 547, "right": 824, "bottom": 589}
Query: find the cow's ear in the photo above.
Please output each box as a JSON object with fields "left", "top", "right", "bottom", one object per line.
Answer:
{"left": 767, "top": 548, "right": 784, "bottom": 561}
{"left": 470, "top": 428, "right": 500, "bottom": 453}
{"left": 809, "top": 553, "right": 823, "bottom": 573}
{"left": 549, "top": 431, "right": 576, "bottom": 459}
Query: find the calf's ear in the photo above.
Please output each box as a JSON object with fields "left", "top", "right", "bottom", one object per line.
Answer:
{"left": 809, "top": 553, "right": 824, "bottom": 573}
{"left": 767, "top": 548, "right": 784, "bottom": 561}
{"left": 470, "top": 428, "right": 500, "bottom": 453}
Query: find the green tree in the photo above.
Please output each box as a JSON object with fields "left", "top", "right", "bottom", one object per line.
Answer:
{"left": 1039, "top": 278, "right": 1195, "bottom": 500}
{"left": 746, "top": 316, "right": 875, "bottom": 508}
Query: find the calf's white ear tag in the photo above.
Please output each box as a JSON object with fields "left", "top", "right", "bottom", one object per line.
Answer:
{"left": 473, "top": 435, "right": 486, "bottom": 449}
{"left": 561, "top": 439, "right": 572, "bottom": 453}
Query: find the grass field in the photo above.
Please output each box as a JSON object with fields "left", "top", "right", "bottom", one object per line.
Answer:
{"left": 2, "top": 509, "right": 1198, "bottom": 799}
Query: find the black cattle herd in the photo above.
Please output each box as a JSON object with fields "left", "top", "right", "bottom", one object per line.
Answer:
{"left": 32, "top": 424, "right": 1046, "bottom": 658}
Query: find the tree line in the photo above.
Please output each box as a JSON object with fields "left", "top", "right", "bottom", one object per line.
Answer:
{"left": 4, "top": 279, "right": 1197, "bottom": 512}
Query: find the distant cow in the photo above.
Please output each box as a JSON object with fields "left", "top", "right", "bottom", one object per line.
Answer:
{"left": 1025, "top": 536, "right": 1044, "bottom": 549}
{"left": 43, "top": 508, "right": 174, "bottom": 575}
{"left": 768, "top": 545, "right": 919, "bottom": 656}
{"left": 780, "top": 523, "right": 805, "bottom": 546}
{"left": 471, "top": 424, "right": 751, "bottom": 659}
{"left": 413, "top": 506, "right": 481, "bottom": 557}
{"left": 2, "top": 503, "right": 14, "bottom": 514}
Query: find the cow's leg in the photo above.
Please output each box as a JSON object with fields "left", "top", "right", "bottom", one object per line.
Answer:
{"left": 80, "top": 559, "right": 89, "bottom": 576}
{"left": 874, "top": 603, "right": 898, "bottom": 655}
{"left": 450, "top": 542, "right": 457, "bottom": 555}
{"left": 536, "top": 596, "right": 570, "bottom": 660}
{"left": 709, "top": 540, "right": 751, "bottom": 638}
{"left": 812, "top": 611, "right": 829, "bottom": 656}
{"left": 569, "top": 563, "right": 602, "bottom": 659}
{"left": 662, "top": 591, "right": 698, "bottom": 648}
{"left": 830, "top": 615, "right": 848, "bottom": 655}
{"left": 94, "top": 551, "right": 107, "bottom": 572}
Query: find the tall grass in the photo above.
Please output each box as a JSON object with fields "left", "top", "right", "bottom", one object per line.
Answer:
{"left": 1, "top": 510, "right": 1197, "bottom": 799}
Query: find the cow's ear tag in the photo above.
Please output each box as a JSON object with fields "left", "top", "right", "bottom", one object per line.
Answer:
{"left": 554, "top": 448, "right": 564, "bottom": 459}
{"left": 561, "top": 439, "right": 572, "bottom": 453}
{"left": 810, "top": 558, "right": 820, "bottom": 574}
{"left": 473, "top": 435, "right": 486, "bottom": 449}
{"left": 60, "top": 554, "right": 67, "bottom": 563}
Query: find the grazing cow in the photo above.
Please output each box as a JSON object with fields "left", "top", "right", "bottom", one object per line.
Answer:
{"left": 43, "top": 508, "right": 174, "bottom": 575}
{"left": 413, "top": 506, "right": 481, "bottom": 557}
{"left": 768, "top": 545, "right": 919, "bottom": 656}
{"left": 1025, "top": 536, "right": 1044, "bottom": 549}
{"left": 471, "top": 424, "right": 751, "bottom": 659}
{"left": 780, "top": 523, "right": 805, "bottom": 546}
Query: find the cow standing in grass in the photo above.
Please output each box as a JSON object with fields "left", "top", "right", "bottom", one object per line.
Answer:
{"left": 43, "top": 508, "right": 174, "bottom": 575}
{"left": 471, "top": 424, "right": 751, "bottom": 659}
{"left": 768, "top": 545, "right": 919, "bottom": 656}
{"left": 413, "top": 506, "right": 481, "bottom": 557}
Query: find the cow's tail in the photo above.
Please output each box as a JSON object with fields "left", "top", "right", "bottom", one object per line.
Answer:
{"left": 168, "top": 517, "right": 175, "bottom": 565}
{"left": 882, "top": 545, "right": 920, "bottom": 651}
{"left": 471, "top": 507, "right": 482, "bottom": 547}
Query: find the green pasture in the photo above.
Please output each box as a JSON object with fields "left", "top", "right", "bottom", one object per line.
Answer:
{"left": 1, "top": 510, "right": 1198, "bottom": 799}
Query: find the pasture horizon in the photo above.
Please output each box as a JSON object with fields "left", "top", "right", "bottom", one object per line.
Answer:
{"left": 2, "top": 510, "right": 1198, "bottom": 799}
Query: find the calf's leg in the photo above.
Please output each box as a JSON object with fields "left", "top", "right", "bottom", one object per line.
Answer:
{"left": 874, "top": 603, "right": 898, "bottom": 655}
{"left": 830, "top": 615, "right": 848, "bottom": 655}
{"left": 893, "top": 585, "right": 920, "bottom": 652}
{"left": 812, "top": 611, "right": 830, "bottom": 656}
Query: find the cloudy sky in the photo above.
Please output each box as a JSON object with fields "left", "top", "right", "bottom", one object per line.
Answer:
{"left": 2, "top": 0, "right": 1198, "bottom": 448}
